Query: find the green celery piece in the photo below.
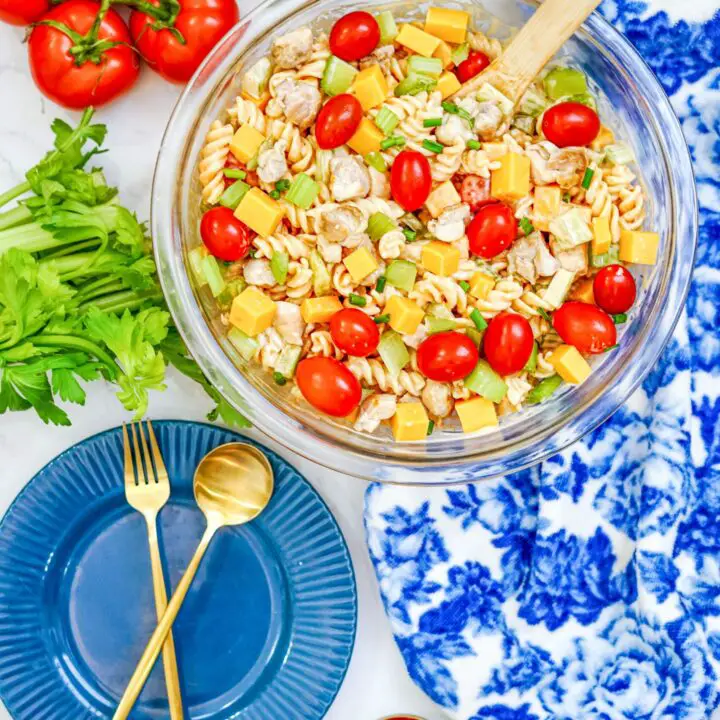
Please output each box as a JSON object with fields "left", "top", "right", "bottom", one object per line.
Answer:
{"left": 407, "top": 55, "right": 443, "bottom": 78}
{"left": 271, "top": 251, "right": 289, "bottom": 284}
{"left": 543, "top": 67, "right": 587, "bottom": 100}
{"left": 375, "top": 107, "right": 400, "bottom": 136}
{"left": 310, "top": 250, "right": 331, "bottom": 295}
{"left": 377, "top": 10, "right": 399, "bottom": 44}
{"left": 365, "top": 152, "right": 387, "bottom": 173}
{"left": 188, "top": 246, "right": 208, "bottom": 284}
{"left": 512, "top": 115, "right": 536, "bottom": 135}
{"left": 395, "top": 72, "right": 437, "bottom": 97}
{"left": 524, "top": 342, "right": 538, "bottom": 373}
{"left": 518, "top": 87, "right": 548, "bottom": 117}
{"left": 451, "top": 43, "right": 469, "bottom": 66}
{"left": 228, "top": 327, "right": 259, "bottom": 361}
{"left": 527, "top": 375, "right": 563, "bottom": 404}
{"left": 201, "top": 255, "right": 226, "bottom": 297}
{"left": 216, "top": 278, "right": 246, "bottom": 309}
{"left": 378, "top": 331, "right": 410, "bottom": 375}
{"left": 386, "top": 259, "right": 417, "bottom": 292}
{"left": 286, "top": 173, "right": 319, "bottom": 210}
{"left": 321, "top": 56, "right": 358, "bottom": 96}
{"left": 464, "top": 360, "right": 507, "bottom": 403}
{"left": 605, "top": 143, "right": 635, "bottom": 165}
{"left": 426, "top": 316, "right": 456, "bottom": 334}
{"left": 219, "top": 180, "right": 251, "bottom": 210}
{"left": 591, "top": 245, "right": 620, "bottom": 268}
{"left": 465, "top": 327, "right": 484, "bottom": 348}
{"left": 275, "top": 345, "right": 302, "bottom": 379}
{"left": 367, "top": 212, "right": 396, "bottom": 241}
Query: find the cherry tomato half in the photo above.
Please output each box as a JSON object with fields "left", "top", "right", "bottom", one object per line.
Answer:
{"left": 315, "top": 94, "right": 363, "bottom": 150}
{"left": 593, "top": 264, "right": 637, "bottom": 315}
{"left": 0, "top": 0, "right": 49, "bottom": 25}
{"left": 296, "top": 357, "right": 362, "bottom": 417}
{"left": 455, "top": 50, "right": 490, "bottom": 84}
{"left": 330, "top": 308, "right": 380, "bottom": 357}
{"left": 417, "top": 332, "right": 479, "bottom": 382}
{"left": 200, "top": 207, "right": 255, "bottom": 261}
{"left": 390, "top": 151, "right": 432, "bottom": 212}
{"left": 460, "top": 175, "right": 491, "bottom": 212}
{"left": 329, "top": 11, "right": 380, "bottom": 62}
{"left": 542, "top": 102, "right": 600, "bottom": 148}
{"left": 553, "top": 301, "right": 617, "bottom": 354}
{"left": 467, "top": 201, "right": 517, "bottom": 258}
{"left": 483, "top": 313, "right": 534, "bottom": 376}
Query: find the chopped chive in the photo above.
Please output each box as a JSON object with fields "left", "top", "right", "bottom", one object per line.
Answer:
{"left": 376, "top": 276, "right": 387, "bottom": 293}
{"left": 604, "top": 343, "right": 619, "bottom": 353}
{"left": 380, "top": 136, "right": 406, "bottom": 150}
{"left": 374, "top": 314, "right": 390, "bottom": 324}
{"left": 520, "top": 216, "right": 535, "bottom": 235}
{"left": 562, "top": 192, "right": 571, "bottom": 202}
{"left": 441, "top": 101, "right": 474, "bottom": 128}
{"left": 275, "top": 178, "right": 291, "bottom": 192}
{"left": 581, "top": 167, "right": 594, "bottom": 190}
{"left": 470, "top": 308, "right": 488, "bottom": 331}
{"left": 249, "top": 249, "right": 257, "bottom": 258}
{"left": 427, "top": 420, "right": 435, "bottom": 435}
{"left": 423, "top": 117, "right": 443, "bottom": 128}
{"left": 538, "top": 307, "right": 552, "bottom": 323}
{"left": 402, "top": 228, "right": 417, "bottom": 242}
{"left": 269, "top": 189, "right": 281, "bottom": 200}
{"left": 612, "top": 313, "right": 628, "bottom": 324}
{"left": 223, "top": 168, "right": 246, "bottom": 179}
{"left": 422, "top": 139, "right": 444, "bottom": 154}
{"left": 273, "top": 371, "right": 288, "bottom": 385}
{"left": 459, "top": 280, "right": 470, "bottom": 292}
{"left": 349, "top": 293, "right": 367, "bottom": 307}
{"left": 467, "top": 139, "right": 481, "bottom": 150}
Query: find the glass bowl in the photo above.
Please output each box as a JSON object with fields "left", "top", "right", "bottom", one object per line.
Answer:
{"left": 152, "top": 0, "right": 697, "bottom": 484}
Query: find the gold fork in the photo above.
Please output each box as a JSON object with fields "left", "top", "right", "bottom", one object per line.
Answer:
{"left": 123, "top": 421, "right": 183, "bottom": 720}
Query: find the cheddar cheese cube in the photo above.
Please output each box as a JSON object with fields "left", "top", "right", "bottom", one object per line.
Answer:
{"left": 591, "top": 215, "right": 612, "bottom": 255}
{"left": 455, "top": 396, "right": 498, "bottom": 433}
{"left": 571, "top": 277, "right": 595, "bottom": 305}
{"left": 347, "top": 118, "right": 384, "bottom": 155}
{"left": 533, "top": 185, "right": 562, "bottom": 231}
{"left": 425, "top": 180, "right": 461, "bottom": 218}
{"left": 619, "top": 230, "right": 659, "bottom": 265}
{"left": 433, "top": 40, "right": 453, "bottom": 69}
{"left": 229, "top": 124, "right": 265, "bottom": 164}
{"left": 436, "top": 71, "right": 462, "bottom": 100}
{"left": 549, "top": 344, "right": 591, "bottom": 384}
{"left": 234, "top": 187, "right": 283, "bottom": 237}
{"left": 396, "top": 24, "right": 441, "bottom": 57}
{"left": 469, "top": 271, "right": 495, "bottom": 300}
{"left": 385, "top": 295, "right": 425, "bottom": 335}
{"left": 344, "top": 247, "right": 378, "bottom": 283}
{"left": 424, "top": 7, "right": 470, "bottom": 44}
{"left": 229, "top": 287, "right": 276, "bottom": 337}
{"left": 301, "top": 296, "right": 343, "bottom": 324}
{"left": 421, "top": 241, "right": 460, "bottom": 277}
{"left": 390, "top": 402, "right": 429, "bottom": 442}
{"left": 591, "top": 125, "right": 615, "bottom": 152}
{"left": 352, "top": 65, "right": 389, "bottom": 111}
{"left": 491, "top": 153, "right": 531, "bottom": 201}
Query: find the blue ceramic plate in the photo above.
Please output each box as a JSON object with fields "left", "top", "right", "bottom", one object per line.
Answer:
{"left": 0, "top": 421, "right": 356, "bottom": 719}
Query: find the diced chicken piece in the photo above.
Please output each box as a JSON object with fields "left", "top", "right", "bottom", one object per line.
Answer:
{"left": 243, "top": 258, "right": 276, "bottom": 287}
{"left": 550, "top": 240, "right": 588, "bottom": 274}
{"left": 533, "top": 232, "right": 559, "bottom": 277}
{"left": 317, "top": 234, "right": 342, "bottom": 264}
{"left": 257, "top": 140, "right": 288, "bottom": 184}
{"left": 507, "top": 235, "right": 538, "bottom": 284}
{"left": 526, "top": 141, "right": 559, "bottom": 186}
{"left": 421, "top": 380, "right": 454, "bottom": 418}
{"left": 474, "top": 101, "right": 505, "bottom": 140}
{"left": 369, "top": 166, "right": 391, "bottom": 199}
{"left": 330, "top": 156, "right": 371, "bottom": 202}
{"left": 402, "top": 323, "right": 428, "bottom": 349}
{"left": 354, "top": 393, "right": 398, "bottom": 433}
{"left": 342, "top": 232, "right": 372, "bottom": 251}
{"left": 271, "top": 27, "right": 313, "bottom": 69}
{"left": 547, "top": 147, "right": 589, "bottom": 189}
{"left": 318, "top": 205, "right": 366, "bottom": 242}
{"left": 275, "top": 79, "right": 322, "bottom": 129}
{"left": 427, "top": 204, "right": 470, "bottom": 243}
{"left": 273, "top": 301, "right": 305, "bottom": 345}
{"left": 436, "top": 113, "right": 476, "bottom": 147}
{"left": 359, "top": 45, "right": 395, "bottom": 74}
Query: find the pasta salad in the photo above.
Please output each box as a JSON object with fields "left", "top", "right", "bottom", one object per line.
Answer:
{"left": 192, "top": 6, "right": 658, "bottom": 442}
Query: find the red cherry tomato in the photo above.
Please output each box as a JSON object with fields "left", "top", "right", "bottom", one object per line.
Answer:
{"left": 315, "top": 94, "right": 363, "bottom": 150}
{"left": 417, "top": 332, "right": 479, "bottom": 382}
{"left": 330, "top": 308, "right": 380, "bottom": 357}
{"left": 483, "top": 313, "right": 534, "bottom": 376}
{"left": 0, "top": 0, "right": 49, "bottom": 25}
{"left": 329, "top": 11, "right": 380, "bottom": 62}
{"left": 296, "top": 357, "right": 362, "bottom": 417}
{"left": 200, "top": 207, "right": 255, "bottom": 261}
{"left": 542, "top": 102, "right": 600, "bottom": 148}
{"left": 460, "top": 175, "right": 491, "bottom": 212}
{"left": 129, "top": 0, "right": 239, "bottom": 84}
{"left": 455, "top": 50, "right": 490, "bottom": 83}
{"left": 28, "top": 1, "right": 140, "bottom": 110}
{"left": 467, "top": 201, "right": 517, "bottom": 258}
{"left": 390, "top": 151, "right": 432, "bottom": 212}
{"left": 593, "top": 264, "right": 637, "bottom": 315}
{"left": 553, "top": 301, "right": 617, "bottom": 354}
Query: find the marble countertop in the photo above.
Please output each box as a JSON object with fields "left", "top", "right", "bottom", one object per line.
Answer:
{"left": 0, "top": 15, "right": 445, "bottom": 720}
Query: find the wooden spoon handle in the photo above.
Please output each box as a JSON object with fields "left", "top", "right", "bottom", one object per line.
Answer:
{"left": 453, "top": 0, "right": 601, "bottom": 102}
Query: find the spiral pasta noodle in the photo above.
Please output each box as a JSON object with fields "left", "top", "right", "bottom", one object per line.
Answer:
{"left": 198, "top": 121, "right": 233, "bottom": 205}
{"left": 431, "top": 138, "right": 466, "bottom": 183}
{"left": 346, "top": 358, "right": 426, "bottom": 397}
{"left": 473, "top": 278, "right": 524, "bottom": 318}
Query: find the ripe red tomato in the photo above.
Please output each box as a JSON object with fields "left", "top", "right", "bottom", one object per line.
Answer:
{"left": 315, "top": 94, "right": 363, "bottom": 150}
{"left": 329, "top": 11, "right": 380, "bottom": 62}
{"left": 593, "top": 264, "right": 637, "bottom": 314}
{"left": 129, "top": 0, "right": 239, "bottom": 84}
{"left": 28, "top": 1, "right": 140, "bottom": 110}
{"left": 330, "top": 308, "right": 379, "bottom": 357}
{"left": 0, "top": 0, "right": 49, "bottom": 25}
{"left": 460, "top": 175, "right": 491, "bottom": 212}
{"left": 417, "top": 332, "right": 479, "bottom": 382}
{"left": 455, "top": 50, "right": 490, "bottom": 83}
{"left": 200, "top": 207, "right": 255, "bottom": 261}
{"left": 390, "top": 151, "right": 432, "bottom": 212}
{"left": 542, "top": 102, "right": 600, "bottom": 148}
{"left": 553, "top": 301, "right": 617, "bottom": 354}
{"left": 296, "top": 357, "right": 362, "bottom": 417}
{"left": 483, "top": 313, "right": 534, "bottom": 376}
{"left": 467, "top": 201, "right": 517, "bottom": 258}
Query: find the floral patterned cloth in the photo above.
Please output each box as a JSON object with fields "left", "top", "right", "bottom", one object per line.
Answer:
{"left": 364, "top": 2, "right": 720, "bottom": 718}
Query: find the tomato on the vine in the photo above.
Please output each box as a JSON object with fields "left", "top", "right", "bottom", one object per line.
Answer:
{"left": 330, "top": 308, "right": 379, "bottom": 357}
{"left": 455, "top": 50, "right": 490, "bottom": 83}
{"left": 542, "top": 102, "right": 600, "bottom": 147}
{"left": 459, "top": 175, "right": 490, "bottom": 212}
{"left": 467, "top": 201, "right": 517, "bottom": 258}
{"left": 593, "top": 264, "right": 636, "bottom": 315}
{"left": 130, "top": 0, "right": 239, "bottom": 84}
{"left": 28, "top": 0, "right": 140, "bottom": 110}
{"left": 416, "top": 332, "right": 479, "bottom": 382}
{"left": 390, "top": 151, "right": 432, "bottom": 212}
{"left": 329, "top": 11, "right": 380, "bottom": 62}
{"left": 0, "top": 0, "right": 49, "bottom": 25}
{"left": 200, "top": 207, "right": 255, "bottom": 261}
{"left": 553, "top": 301, "right": 616, "bottom": 354}
{"left": 315, "top": 94, "right": 363, "bottom": 149}
{"left": 296, "top": 357, "right": 362, "bottom": 417}
{"left": 483, "top": 313, "right": 534, "bottom": 376}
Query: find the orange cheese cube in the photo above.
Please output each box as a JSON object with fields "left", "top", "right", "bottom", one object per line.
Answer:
{"left": 491, "top": 153, "right": 531, "bottom": 201}
{"left": 301, "top": 296, "right": 344, "bottom": 324}
{"left": 533, "top": 185, "right": 562, "bottom": 231}
{"left": 433, "top": 40, "right": 453, "bottom": 69}
{"left": 436, "top": 71, "right": 462, "bottom": 100}
{"left": 619, "top": 230, "right": 659, "bottom": 265}
{"left": 229, "top": 287, "right": 276, "bottom": 337}
{"left": 391, "top": 402, "right": 429, "bottom": 441}
{"left": 396, "top": 24, "right": 441, "bottom": 57}
{"left": 549, "top": 345, "right": 591, "bottom": 384}
{"left": 455, "top": 397, "right": 498, "bottom": 433}
{"left": 421, "top": 241, "right": 460, "bottom": 276}
{"left": 591, "top": 125, "right": 615, "bottom": 152}
{"left": 344, "top": 247, "right": 379, "bottom": 283}
{"left": 592, "top": 215, "right": 612, "bottom": 255}
{"left": 347, "top": 118, "right": 384, "bottom": 155}
{"left": 352, "top": 65, "right": 389, "bottom": 111}
{"left": 424, "top": 7, "right": 470, "bottom": 44}
{"left": 229, "top": 124, "right": 265, "bottom": 164}
{"left": 469, "top": 271, "right": 495, "bottom": 300}
{"left": 385, "top": 296, "right": 425, "bottom": 335}
{"left": 234, "top": 187, "right": 283, "bottom": 237}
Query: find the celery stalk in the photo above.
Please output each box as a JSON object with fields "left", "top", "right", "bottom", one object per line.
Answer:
{"left": 201, "top": 255, "right": 226, "bottom": 297}
{"left": 408, "top": 56, "right": 443, "bottom": 78}
{"left": 228, "top": 327, "right": 260, "bottom": 361}
{"left": 386, "top": 259, "right": 417, "bottom": 292}
{"left": 378, "top": 331, "right": 410, "bottom": 375}
{"left": 464, "top": 360, "right": 507, "bottom": 403}
{"left": 367, "top": 212, "right": 396, "bottom": 241}
{"left": 395, "top": 72, "right": 437, "bottom": 97}
{"left": 375, "top": 107, "right": 400, "bottom": 136}
{"left": 286, "top": 173, "right": 319, "bottom": 210}
{"left": 377, "top": 10, "right": 398, "bottom": 44}
{"left": 321, "top": 56, "right": 358, "bottom": 96}
{"left": 527, "top": 375, "right": 563, "bottom": 404}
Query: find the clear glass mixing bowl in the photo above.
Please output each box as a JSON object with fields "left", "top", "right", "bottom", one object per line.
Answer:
{"left": 152, "top": 0, "right": 697, "bottom": 484}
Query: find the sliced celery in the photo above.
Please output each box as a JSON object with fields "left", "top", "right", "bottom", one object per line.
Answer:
{"left": 201, "top": 255, "right": 226, "bottom": 297}
{"left": 524, "top": 342, "right": 538, "bottom": 373}
{"left": 219, "top": 180, "right": 251, "bottom": 210}
{"left": 465, "top": 327, "right": 484, "bottom": 348}
{"left": 365, "top": 152, "right": 387, "bottom": 173}
{"left": 321, "top": 56, "right": 358, "bottom": 96}
{"left": 378, "top": 331, "right": 410, "bottom": 375}
{"left": 543, "top": 67, "right": 587, "bottom": 100}
{"left": 386, "top": 259, "right": 417, "bottom": 292}
{"left": 217, "top": 279, "right": 247, "bottom": 310}
{"left": 310, "top": 250, "right": 331, "bottom": 295}
{"left": 464, "top": 359, "right": 507, "bottom": 403}
{"left": 395, "top": 72, "right": 437, "bottom": 97}
{"left": 427, "top": 303, "right": 454, "bottom": 321}
{"left": 451, "top": 43, "right": 469, "bottom": 66}
{"left": 590, "top": 245, "right": 620, "bottom": 268}
{"left": 527, "top": 375, "right": 563, "bottom": 404}
{"left": 271, "top": 251, "right": 289, "bottom": 284}
{"left": 560, "top": 92, "right": 598, "bottom": 111}
{"left": 286, "top": 173, "right": 319, "bottom": 210}
{"left": 427, "top": 316, "right": 456, "bottom": 334}
{"left": 605, "top": 143, "right": 635, "bottom": 165}
{"left": 228, "top": 327, "right": 260, "bottom": 361}
{"left": 549, "top": 208, "right": 593, "bottom": 250}
{"left": 408, "top": 55, "right": 443, "bottom": 78}
{"left": 375, "top": 107, "right": 400, "bottom": 136}
{"left": 368, "top": 212, "right": 396, "bottom": 241}
{"left": 377, "top": 10, "right": 399, "bottom": 44}
{"left": 242, "top": 57, "right": 272, "bottom": 100}
{"left": 188, "top": 246, "right": 208, "bottom": 285}
{"left": 275, "top": 345, "right": 302, "bottom": 379}
{"left": 518, "top": 87, "right": 548, "bottom": 117}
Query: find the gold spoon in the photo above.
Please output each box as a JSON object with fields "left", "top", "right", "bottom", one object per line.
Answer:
{"left": 113, "top": 443, "right": 274, "bottom": 720}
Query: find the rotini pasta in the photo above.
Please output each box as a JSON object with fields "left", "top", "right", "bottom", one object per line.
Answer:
{"left": 198, "top": 121, "right": 233, "bottom": 205}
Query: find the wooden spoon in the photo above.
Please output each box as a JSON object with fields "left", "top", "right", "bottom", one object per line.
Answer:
{"left": 452, "top": 0, "right": 601, "bottom": 104}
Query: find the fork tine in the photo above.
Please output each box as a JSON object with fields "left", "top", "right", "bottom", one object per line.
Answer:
{"left": 130, "top": 422, "right": 148, "bottom": 486}
{"left": 145, "top": 420, "right": 169, "bottom": 485}
{"left": 137, "top": 420, "right": 156, "bottom": 486}
{"left": 122, "top": 424, "right": 136, "bottom": 488}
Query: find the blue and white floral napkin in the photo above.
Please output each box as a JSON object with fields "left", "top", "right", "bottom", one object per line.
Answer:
{"left": 364, "top": 2, "right": 720, "bottom": 717}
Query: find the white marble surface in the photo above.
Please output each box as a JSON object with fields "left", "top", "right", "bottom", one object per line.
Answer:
{"left": 0, "top": 17, "right": 446, "bottom": 720}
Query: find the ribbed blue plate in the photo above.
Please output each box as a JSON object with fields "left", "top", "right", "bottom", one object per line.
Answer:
{"left": 0, "top": 421, "right": 356, "bottom": 719}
